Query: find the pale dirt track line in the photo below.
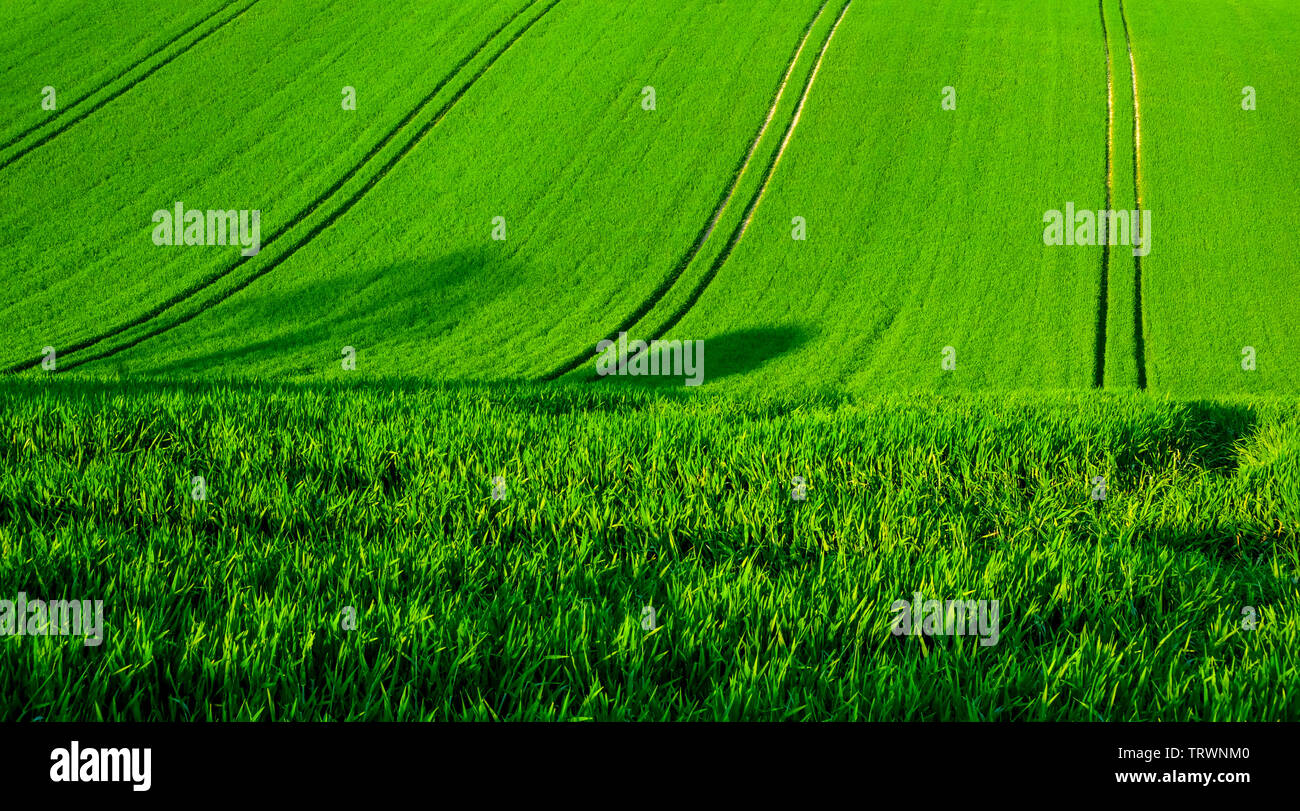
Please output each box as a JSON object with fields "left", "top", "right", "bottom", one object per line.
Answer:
{"left": 1119, "top": 0, "right": 1147, "bottom": 388}
{"left": 735, "top": 1, "right": 851, "bottom": 247}
{"left": 541, "top": 0, "right": 836, "bottom": 381}
{"left": 603, "top": 0, "right": 854, "bottom": 379}
{"left": 700, "top": 0, "right": 835, "bottom": 244}
{"left": 1096, "top": 0, "right": 1114, "bottom": 388}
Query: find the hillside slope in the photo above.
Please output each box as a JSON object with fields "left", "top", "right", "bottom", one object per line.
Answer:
{"left": 3, "top": 0, "right": 1298, "bottom": 396}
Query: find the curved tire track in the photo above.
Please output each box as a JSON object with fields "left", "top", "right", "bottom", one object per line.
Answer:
{"left": 3, "top": 0, "right": 548, "bottom": 375}
{"left": 0, "top": 0, "right": 262, "bottom": 174}
{"left": 0, "top": 0, "right": 243, "bottom": 152}
{"left": 599, "top": 0, "right": 853, "bottom": 379}
{"left": 51, "top": 0, "right": 562, "bottom": 374}
{"left": 1095, "top": 0, "right": 1114, "bottom": 388}
{"left": 1119, "top": 0, "right": 1147, "bottom": 389}
{"left": 541, "top": 0, "right": 843, "bottom": 382}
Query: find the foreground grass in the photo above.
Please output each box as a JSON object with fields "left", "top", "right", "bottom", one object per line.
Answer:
{"left": 0, "top": 378, "right": 1297, "bottom": 720}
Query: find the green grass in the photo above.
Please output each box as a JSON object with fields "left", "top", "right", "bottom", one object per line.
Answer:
{"left": 609, "top": 0, "right": 1107, "bottom": 394}
{"left": 0, "top": 0, "right": 231, "bottom": 146}
{"left": 1130, "top": 0, "right": 1300, "bottom": 393}
{"left": 1102, "top": 0, "right": 1142, "bottom": 390}
{"left": 6, "top": 0, "right": 1295, "bottom": 393}
{"left": 1, "top": 0, "right": 827, "bottom": 380}
{"left": 1, "top": 1, "right": 1298, "bottom": 723}
{"left": 0, "top": 0, "right": 534, "bottom": 367}
{"left": 111, "top": 0, "right": 829, "bottom": 382}
{"left": 1, "top": 379, "right": 1297, "bottom": 720}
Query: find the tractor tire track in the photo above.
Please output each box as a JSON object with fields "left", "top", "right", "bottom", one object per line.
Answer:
{"left": 0, "top": 0, "right": 245, "bottom": 153}
{"left": 0, "top": 0, "right": 262, "bottom": 174}
{"left": 52, "top": 0, "right": 562, "bottom": 374}
{"left": 3, "top": 0, "right": 546, "bottom": 375}
{"left": 541, "top": 0, "right": 847, "bottom": 382}
{"left": 607, "top": 0, "right": 853, "bottom": 377}
{"left": 1095, "top": 0, "right": 1113, "bottom": 389}
{"left": 698, "top": 0, "right": 832, "bottom": 247}
{"left": 1119, "top": 0, "right": 1147, "bottom": 389}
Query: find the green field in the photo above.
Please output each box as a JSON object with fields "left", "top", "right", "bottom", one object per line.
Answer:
{"left": 1, "top": 0, "right": 1298, "bottom": 721}
{"left": 1129, "top": 0, "right": 1300, "bottom": 394}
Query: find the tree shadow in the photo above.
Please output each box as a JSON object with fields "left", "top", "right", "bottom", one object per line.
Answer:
{"left": 113, "top": 248, "right": 521, "bottom": 378}
{"left": 595, "top": 326, "right": 811, "bottom": 390}
{"left": 1112, "top": 399, "right": 1259, "bottom": 477}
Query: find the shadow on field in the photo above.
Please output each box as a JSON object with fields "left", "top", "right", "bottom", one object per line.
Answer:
{"left": 98, "top": 249, "right": 524, "bottom": 378}
{"left": 2, "top": 325, "right": 816, "bottom": 411}
{"left": 1112, "top": 400, "right": 1258, "bottom": 477}
{"left": 597, "top": 326, "right": 810, "bottom": 390}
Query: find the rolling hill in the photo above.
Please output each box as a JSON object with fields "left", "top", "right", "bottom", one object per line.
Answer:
{"left": 1, "top": 0, "right": 1297, "bottom": 721}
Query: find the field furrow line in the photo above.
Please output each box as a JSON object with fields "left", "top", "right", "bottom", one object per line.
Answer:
{"left": 1120, "top": 0, "right": 1147, "bottom": 389}
{"left": 2, "top": 0, "right": 546, "bottom": 376}
{"left": 731, "top": 1, "right": 849, "bottom": 249}
{"left": 47, "top": 0, "right": 562, "bottom": 375}
{"left": 697, "top": 2, "right": 832, "bottom": 247}
{"left": 0, "top": 0, "right": 244, "bottom": 153}
{"left": 1095, "top": 0, "right": 1114, "bottom": 389}
{"left": 609, "top": 0, "right": 853, "bottom": 376}
{"left": 0, "top": 0, "right": 262, "bottom": 174}
{"left": 539, "top": 0, "right": 836, "bottom": 382}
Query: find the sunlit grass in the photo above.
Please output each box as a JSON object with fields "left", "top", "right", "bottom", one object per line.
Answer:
{"left": 1, "top": 378, "right": 1296, "bottom": 720}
